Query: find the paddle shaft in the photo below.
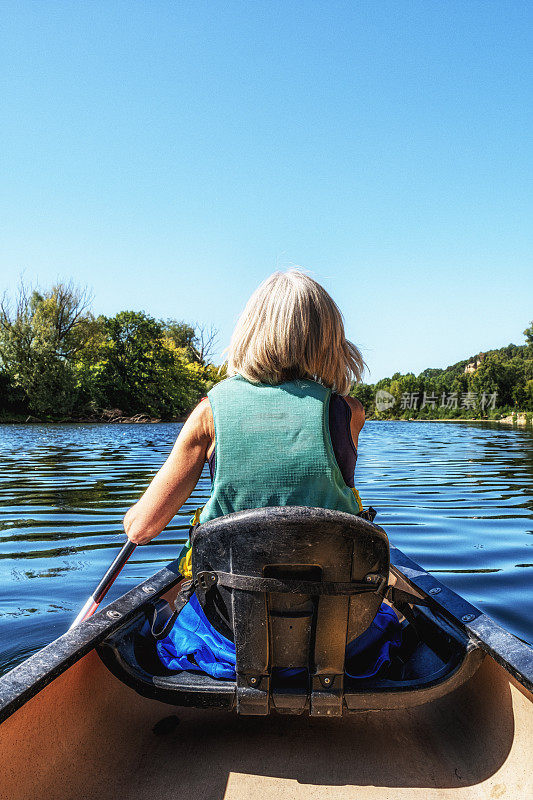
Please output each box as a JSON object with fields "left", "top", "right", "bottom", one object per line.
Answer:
{"left": 70, "top": 540, "right": 137, "bottom": 628}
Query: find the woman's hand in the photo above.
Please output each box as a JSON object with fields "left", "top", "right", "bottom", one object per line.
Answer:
{"left": 123, "top": 400, "right": 213, "bottom": 545}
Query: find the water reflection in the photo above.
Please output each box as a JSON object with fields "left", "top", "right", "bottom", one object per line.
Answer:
{"left": 0, "top": 420, "right": 532, "bottom": 675}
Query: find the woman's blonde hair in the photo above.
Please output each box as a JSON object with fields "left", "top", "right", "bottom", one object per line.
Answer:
{"left": 226, "top": 270, "right": 364, "bottom": 395}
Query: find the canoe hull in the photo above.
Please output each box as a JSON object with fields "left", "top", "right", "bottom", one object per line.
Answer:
{"left": 1, "top": 645, "right": 531, "bottom": 800}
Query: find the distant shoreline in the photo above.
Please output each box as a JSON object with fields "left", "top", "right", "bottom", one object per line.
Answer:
{"left": 1, "top": 414, "right": 531, "bottom": 428}
{"left": 367, "top": 415, "right": 531, "bottom": 427}
{"left": 0, "top": 412, "right": 187, "bottom": 425}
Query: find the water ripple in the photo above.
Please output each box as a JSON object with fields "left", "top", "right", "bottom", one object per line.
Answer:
{"left": 0, "top": 420, "right": 532, "bottom": 675}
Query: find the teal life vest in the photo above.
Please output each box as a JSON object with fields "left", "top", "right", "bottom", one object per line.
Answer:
{"left": 198, "top": 375, "right": 360, "bottom": 524}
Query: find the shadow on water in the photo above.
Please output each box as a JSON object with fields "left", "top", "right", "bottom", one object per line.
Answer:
{"left": 0, "top": 420, "right": 532, "bottom": 675}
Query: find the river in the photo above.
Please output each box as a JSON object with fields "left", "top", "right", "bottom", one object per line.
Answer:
{"left": 1, "top": 420, "right": 532, "bottom": 675}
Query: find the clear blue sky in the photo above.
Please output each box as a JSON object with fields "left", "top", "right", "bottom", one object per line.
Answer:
{"left": 1, "top": 1, "right": 531, "bottom": 381}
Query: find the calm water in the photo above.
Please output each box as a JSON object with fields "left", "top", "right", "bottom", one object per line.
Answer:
{"left": 1, "top": 421, "right": 532, "bottom": 676}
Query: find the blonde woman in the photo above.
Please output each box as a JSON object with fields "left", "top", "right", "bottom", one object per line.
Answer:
{"left": 124, "top": 270, "right": 401, "bottom": 677}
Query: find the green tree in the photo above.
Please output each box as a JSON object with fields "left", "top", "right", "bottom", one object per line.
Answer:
{"left": 0, "top": 370, "right": 27, "bottom": 416}
{"left": 524, "top": 321, "right": 533, "bottom": 350}
{"left": 350, "top": 383, "right": 374, "bottom": 411}
{"left": 470, "top": 354, "right": 522, "bottom": 409}
{"left": 162, "top": 320, "right": 197, "bottom": 358}
{"left": 522, "top": 379, "right": 533, "bottom": 411}
{"left": 92, "top": 311, "right": 175, "bottom": 414}
{"left": 0, "top": 282, "right": 97, "bottom": 416}
{"left": 349, "top": 318, "right": 533, "bottom": 420}
{"left": 76, "top": 310, "right": 209, "bottom": 417}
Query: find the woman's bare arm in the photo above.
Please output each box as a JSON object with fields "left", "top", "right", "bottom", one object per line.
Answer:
{"left": 345, "top": 395, "right": 365, "bottom": 449}
{"left": 123, "top": 400, "right": 214, "bottom": 545}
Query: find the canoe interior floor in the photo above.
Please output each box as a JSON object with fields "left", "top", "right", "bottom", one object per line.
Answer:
{"left": 1, "top": 650, "right": 531, "bottom": 800}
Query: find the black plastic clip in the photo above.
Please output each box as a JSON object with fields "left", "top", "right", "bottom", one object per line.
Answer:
{"left": 363, "top": 573, "right": 388, "bottom": 594}
{"left": 196, "top": 571, "right": 218, "bottom": 592}
{"left": 310, "top": 673, "right": 344, "bottom": 716}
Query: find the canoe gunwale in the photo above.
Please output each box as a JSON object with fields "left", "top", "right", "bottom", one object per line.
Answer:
{"left": 389, "top": 546, "right": 533, "bottom": 692}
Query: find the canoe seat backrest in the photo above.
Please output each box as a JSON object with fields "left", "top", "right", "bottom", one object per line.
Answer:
{"left": 191, "top": 506, "right": 390, "bottom": 715}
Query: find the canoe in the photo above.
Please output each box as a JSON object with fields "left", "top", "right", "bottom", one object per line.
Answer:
{"left": 0, "top": 507, "right": 532, "bottom": 800}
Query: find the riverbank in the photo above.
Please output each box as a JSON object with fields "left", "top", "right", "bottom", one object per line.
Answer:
{"left": 367, "top": 415, "right": 533, "bottom": 427}
{"left": 1, "top": 410, "right": 531, "bottom": 427}
{"left": 0, "top": 409, "right": 187, "bottom": 425}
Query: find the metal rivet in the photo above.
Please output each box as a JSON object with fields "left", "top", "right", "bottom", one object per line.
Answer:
{"left": 429, "top": 587, "right": 441, "bottom": 595}
{"left": 107, "top": 610, "right": 121, "bottom": 620}
{"left": 462, "top": 613, "right": 475, "bottom": 623}
{"left": 142, "top": 586, "right": 155, "bottom": 594}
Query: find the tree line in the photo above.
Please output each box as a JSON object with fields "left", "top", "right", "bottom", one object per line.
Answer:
{"left": 1, "top": 280, "right": 531, "bottom": 423}
{"left": 351, "top": 322, "right": 533, "bottom": 419}
{"left": 0, "top": 281, "right": 222, "bottom": 421}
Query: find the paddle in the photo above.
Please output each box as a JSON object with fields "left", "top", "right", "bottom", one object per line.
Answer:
{"left": 69, "top": 539, "right": 137, "bottom": 629}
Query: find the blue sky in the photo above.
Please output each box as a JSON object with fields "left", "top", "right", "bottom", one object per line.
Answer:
{"left": 1, "top": 1, "right": 531, "bottom": 381}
